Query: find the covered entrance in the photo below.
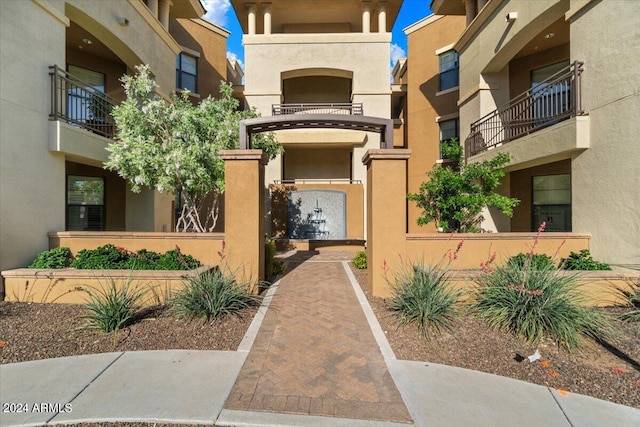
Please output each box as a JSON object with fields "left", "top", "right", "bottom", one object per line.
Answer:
{"left": 240, "top": 113, "right": 393, "bottom": 244}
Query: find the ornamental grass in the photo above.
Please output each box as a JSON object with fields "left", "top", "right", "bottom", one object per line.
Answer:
{"left": 389, "top": 261, "right": 463, "bottom": 342}
{"left": 170, "top": 268, "right": 259, "bottom": 321}
{"left": 471, "top": 262, "right": 612, "bottom": 351}
{"left": 82, "top": 277, "right": 145, "bottom": 333}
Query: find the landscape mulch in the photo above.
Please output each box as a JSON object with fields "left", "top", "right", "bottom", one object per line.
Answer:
{"left": 1, "top": 265, "right": 638, "bottom": 410}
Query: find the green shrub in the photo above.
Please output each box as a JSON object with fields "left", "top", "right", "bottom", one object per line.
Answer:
{"left": 70, "top": 244, "right": 200, "bottom": 270}
{"left": 171, "top": 269, "right": 259, "bottom": 321}
{"left": 560, "top": 249, "right": 611, "bottom": 271}
{"left": 471, "top": 263, "right": 611, "bottom": 350}
{"left": 352, "top": 250, "right": 367, "bottom": 269}
{"left": 82, "top": 278, "right": 145, "bottom": 332}
{"left": 389, "top": 262, "right": 463, "bottom": 341}
{"left": 507, "top": 253, "right": 555, "bottom": 270}
{"left": 154, "top": 249, "right": 200, "bottom": 270}
{"left": 265, "top": 239, "right": 284, "bottom": 281}
{"left": 28, "top": 247, "right": 73, "bottom": 269}
{"left": 72, "top": 244, "right": 131, "bottom": 269}
{"left": 125, "top": 249, "right": 162, "bottom": 270}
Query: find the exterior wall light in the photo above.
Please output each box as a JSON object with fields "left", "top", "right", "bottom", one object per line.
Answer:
{"left": 506, "top": 12, "right": 518, "bottom": 22}
{"left": 117, "top": 16, "right": 130, "bottom": 26}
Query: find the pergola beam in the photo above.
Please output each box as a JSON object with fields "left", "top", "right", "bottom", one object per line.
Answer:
{"left": 239, "top": 114, "right": 394, "bottom": 149}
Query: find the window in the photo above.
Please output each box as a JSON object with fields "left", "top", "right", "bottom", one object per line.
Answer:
{"left": 439, "top": 118, "right": 459, "bottom": 159}
{"left": 531, "top": 60, "right": 571, "bottom": 126}
{"left": 176, "top": 53, "right": 197, "bottom": 93}
{"left": 66, "top": 65, "right": 106, "bottom": 122}
{"left": 532, "top": 174, "right": 571, "bottom": 232}
{"left": 439, "top": 50, "right": 459, "bottom": 91}
{"left": 67, "top": 176, "right": 105, "bottom": 231}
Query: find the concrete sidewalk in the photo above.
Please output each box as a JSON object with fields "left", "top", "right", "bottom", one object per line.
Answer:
{"left": 1, "top": 251, "right": 639, "bottom": 427}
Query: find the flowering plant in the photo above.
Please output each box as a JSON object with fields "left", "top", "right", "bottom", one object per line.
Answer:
{"left": 470, "top": 223, "right": 611, "bottom": 350}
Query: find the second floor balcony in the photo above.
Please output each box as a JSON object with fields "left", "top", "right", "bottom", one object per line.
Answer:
{"left": 49, "top": 65, "right": 119, "bottom": 163}
{"left": 272, "top": 103, "right": 363, "bottom": 116}
{"left": 50, "top": 65, "right": 118, "bottom": 139}
{"left": 465, "top": 61, "right": 586, "bottom": 159}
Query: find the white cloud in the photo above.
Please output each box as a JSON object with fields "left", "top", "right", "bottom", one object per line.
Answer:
{"left": 226, "top": 51, "right": 244, "bottom": 69}
{"left": 390, "top": 43, "right": 407, "bottom": 82}
{"left": 202, "top": 0, "right": 231, "bottom": 28}
{"left": 390, "top": 43, "right": 407, "bottom": 66}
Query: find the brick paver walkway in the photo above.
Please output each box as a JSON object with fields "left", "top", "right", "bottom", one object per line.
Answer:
{"left": 224, "top": 251, "right": 413, "bottom": 423}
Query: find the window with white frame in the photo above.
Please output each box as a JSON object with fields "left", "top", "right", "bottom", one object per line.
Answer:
{"left": 176, "top": 52, "right": 197, "bottom": 93}
{"left": 439, "top": 118, "right": 459, "bottom": 159}
{"left": 439, "top": 50, "right": 459, "bottom": 91}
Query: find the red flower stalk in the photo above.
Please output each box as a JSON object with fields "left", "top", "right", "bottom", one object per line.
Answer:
{"left": 530, "top": 222, "right": 547, "bottom": 256}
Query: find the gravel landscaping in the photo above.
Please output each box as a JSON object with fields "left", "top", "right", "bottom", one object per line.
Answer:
{"left": 350, "top": 266, "right": 640, "bottom": 409}
{"left": 1, "top": 263, "right": 638, "bottom": 410}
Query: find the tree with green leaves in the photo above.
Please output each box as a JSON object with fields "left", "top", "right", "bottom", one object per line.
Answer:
{"left": 408, "top": 138, "right": 519, "bottom": 232}
{"left": 105, "top": 65, "right": 282, "bottom": 232}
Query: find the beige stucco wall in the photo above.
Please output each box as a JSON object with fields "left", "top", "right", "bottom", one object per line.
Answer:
{"left": 0, "top": 0, "right": 68, "bottom": 272}
{"left": 283, "top": 76, "right": 352, "bottom": 103}
{"left": 0, "top": 0, "right": 200, "bottom": 272}
{"left": 3, "top": 266, "right": 213, "bottom": 305}
{"left": 49, "top": 231, "right": 225, "bottom": 265}
{"left": 456, "top": 0, "right": 568, "bottom": 143}
{"left": 64, "top": 0, "right": 181, "bottom": 96}
{"left": 405, "top": 232, "right": 590, "bottom": 271}
{"left": 568, "top": 0, "right": 640, "bottom": 264}
{"left": 283, "top": 148, "right": 351, "bottom": 180}
{"left": 454, "top": 0, "right": 639, "bottom": 265}
{"left": 243, "top": 32, "right": 392, "bottom": 238}
{"left": 125, "top": 188, "right": 173, "bottom": 233}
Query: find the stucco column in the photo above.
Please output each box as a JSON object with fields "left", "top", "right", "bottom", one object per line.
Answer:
{"left": 219, "top": 149, "right": 267, "bottom": 288}
{"left": 363, "top": 149, "right": 411, "bottom": 297}
{"left": 158, "top": 0, "right": 171, "bottom": 28}
{"left": 464, "top": 0, "right": 477, "bottom": 25}
{"left": 263, "top": 3, "right": 272, "bottom": 35}
{"left": 247, "top": 3, "right": 256, "bottom": 35}
{"left": 377, "top": 1, "right": 387, "bottom": 33}
{"left": 147, "top": 0, "right": 158, "bottom": 19}
{"left": 362, "top": 1, "right": 371, "bottom": 33}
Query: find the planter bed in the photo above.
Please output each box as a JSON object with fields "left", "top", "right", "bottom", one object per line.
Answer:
{"left": 368, "top": 268, "right": 639, "bottom": 307}
{"left": 1, "top": 265, "right": 213, "bottom": 305}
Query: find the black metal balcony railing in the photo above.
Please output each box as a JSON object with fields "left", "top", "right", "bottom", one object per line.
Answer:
{"left": 49, "top": 65, "right": 118, "bottom": 139}
{"left": 465, "top": 61, "right": 585, "bottom": 157}
{"left": 272, "top": 103, "right": 363, "bottom": 116}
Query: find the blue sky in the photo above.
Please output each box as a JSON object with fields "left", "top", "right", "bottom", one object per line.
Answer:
{"left": 201, "top": 0, "right": 432, "bottom": 72}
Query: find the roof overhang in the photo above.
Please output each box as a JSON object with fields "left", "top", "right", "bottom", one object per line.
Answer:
{"left": 430, "top": 0, "right": 466, "bottom": 16}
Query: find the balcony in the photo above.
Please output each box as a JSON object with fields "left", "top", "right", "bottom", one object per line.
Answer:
{"left": 49, "top": 65, "right": 118, "bottom": 139}
{"left": 465, "top": 61, "right": 586, "bottom": 159}
{"left": 272, "top": 103, "right": 363, "bottom": 116}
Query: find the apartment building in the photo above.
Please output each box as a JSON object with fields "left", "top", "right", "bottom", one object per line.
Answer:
{"left": 230, "top": 0, "right": 402, "bottom": 241}
{"left": 430, "top": 0, "right": 640, "bottom": 265}
{"left": 402, "top": 14, "right": 466, "bottom": 233}
{"left": 0, "top": 0, "right": 231, "bottom": 272}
